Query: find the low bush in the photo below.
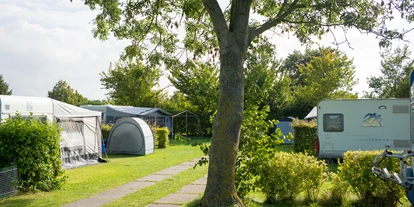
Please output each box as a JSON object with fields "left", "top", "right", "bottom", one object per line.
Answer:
{"left": 101, "top": 123, "right": 113, "bottom": 140}
{"left": 321, "top": 172, "right": 349, "bottom": 206}
{"left": 337, "top": 150, "right": 405, "bottom": 206}
{"left": 0, "top": 114, "right": 66, "bottom": 192}
{"left": 153, "top": 127, "right": 170, "bottom": 148}
{"left": 236, "top": 105, "right": 283, "bottom": 197}
{"left": 259, "top": 152, "right": 328, "bottom": 202}
{"left": 291, "top": 118, "right": 317, "bottom": 155}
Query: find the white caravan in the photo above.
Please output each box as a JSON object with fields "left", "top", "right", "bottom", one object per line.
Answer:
{"left": 0, "top": 95, "right": 102, "bottom": 169}
{"left": 316, "top": 99, "right": 410, "bottom": 158}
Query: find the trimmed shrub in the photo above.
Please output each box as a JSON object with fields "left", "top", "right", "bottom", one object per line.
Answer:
{"left": 0, "top": 114, "right": 66, "bottom": 192}
{"left": 322, "top": 172, "right": 349, "bottom": 206}
{"left": 259, "top": 152, "right": 328, "bottom": 202}
{"left": 153, "top": 127, "right": 169, "bottom": 148}
{"left": 291, "top": 118, "right": 317, "bottom": 155}
{"left": 101, "top": 123, "right": 113, "bottom": 140}
{"left": 337, "top": 150, "right": 405, "bottom": 206}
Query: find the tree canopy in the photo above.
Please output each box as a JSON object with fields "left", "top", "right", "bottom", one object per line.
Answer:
{"left": 100, "top": 60, "right": 165, "bottom": 107}
{"left": 81, "top": 0, "right": 414, "bottom": 206}
{"left": 295, "top": 47, "right": 358, "bottom": 105}
{"left": 0, "top": 74, "right": 12, "bottom": 95}
{"left": 48, "top": 80, "right": 86, "bottom": 105}
{"left": 366, "top": 45, "right": 414, "bottom": 98}
{"left": 279, "top": 47, "right": 358, "bottom": 118}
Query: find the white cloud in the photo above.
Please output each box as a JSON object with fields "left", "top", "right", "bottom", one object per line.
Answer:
{"left": 0, "top": 0, "right": 129, "bottom": 100}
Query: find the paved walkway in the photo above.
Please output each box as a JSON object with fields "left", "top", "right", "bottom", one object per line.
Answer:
{"left": 62, "top": 158, "right": 207, "bottom": 207}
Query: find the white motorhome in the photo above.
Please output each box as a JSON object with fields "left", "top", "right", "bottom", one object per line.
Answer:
{"left": 317, "top": 99, "right": 410, "bottom": 158}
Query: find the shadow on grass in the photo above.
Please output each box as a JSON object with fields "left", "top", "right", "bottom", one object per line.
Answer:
{"left": 275, "top": 144, "right": 294, "bottom": 153}
{"left": 105, "top": 154, "right": 140, "bottom": 159}
{"left": 170, "top": 136, "right": 211, "bottom": 147}
{"left": 243, "top": 197, "right": 350, "bottom": 207}
{"left": 0, "top": 197, "right": 35, "bottom": 207}
{"left": 183, "top": 197, "right": 202, "bottom": 207}
{"left": 326, "top": 158, "right": 339, "bottom": 173}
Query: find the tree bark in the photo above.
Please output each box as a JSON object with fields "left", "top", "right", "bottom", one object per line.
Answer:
{"left": 200, "top": 36, "right": 246, "bottom": 207}
{"left": 200, "top": 1, "right": 251, "bottom": 206}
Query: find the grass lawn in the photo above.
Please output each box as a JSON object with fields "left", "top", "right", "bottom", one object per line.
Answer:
{"left": 0, "top": 137, "right": 210, "bottom": 207}
{"left": 105, "top": 165, "right": 207, "bottom": 207}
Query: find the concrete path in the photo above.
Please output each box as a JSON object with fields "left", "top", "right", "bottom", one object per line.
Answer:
{"left": 146, "top": 176, "right": 207, "bottom": 207}
{"left": 62, "top": 158, "right": 205, "bottom": 207}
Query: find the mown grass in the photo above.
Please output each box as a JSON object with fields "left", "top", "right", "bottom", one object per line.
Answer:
{"left": 0, "top": 137, "right": 210, "bottom": 207}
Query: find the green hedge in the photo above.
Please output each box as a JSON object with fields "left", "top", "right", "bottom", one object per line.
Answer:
{"left": 291, "top": 119, "right": 317, "bottom": 155}
{"left": 101, "top": 123, "right": 113, "bottom": 140}
{"left": 336, "top": 150, "right": 405, "bottom": 206}
{"left": 153, "top": 127, "right": 170, "bottom": 148}
{"left": 0, "top": 114, "right": 66, "bottom": 192}
{"left": 259, "top": 152, "right": 328, "bottom": 202}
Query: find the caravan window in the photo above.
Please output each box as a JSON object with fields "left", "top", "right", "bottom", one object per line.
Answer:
{"left": 323, "top": 114, "right": 344, "bottom": 132}
{"left": 12, "top": 115, "right": 48, "bottom": 123}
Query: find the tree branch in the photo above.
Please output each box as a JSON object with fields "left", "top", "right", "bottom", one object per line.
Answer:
{"left": 201, "top": 0, "right": 228, "bottom": 46}
{"left": 229, "top": 0, "right": 253, "bottom": 52}
{"left": 249, "top": 0, "right": 300, "bottom": 42}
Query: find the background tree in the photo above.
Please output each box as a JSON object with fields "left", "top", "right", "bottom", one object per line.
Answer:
{"left": 281, "top": 49, "right": 321, "bottom": 87}
{"left": 280, "top": 48, "right": 358, "bottom": 118}
{"left": 100, "top": 60, "right": 165, "bottom": 107}
{"left": 367, "top": 45, "right": 414, "bottom": 98}
{"left": 244, "top": 37, "right": 292, "bottom": 121}
{"left": 161, "top": 92, "right": 199, "bottom": 136}
{"left": 169, "top": 61, "right": 219, "bottom": 135}
{"left": 0, "top": 74, "right": 12, "bottom": 95}
{"left": 82, "top": 0, "right": 413, "bottom": 205}
{"left": 296, "top": 48, "right": 358, "bottom": 104}
{"left": 80, "top": 99, "right": 114, "bottom": 106}
{"left": 169, "top": 36, "right": 291, "bottom": 133}
{"left": 48, "top": 80, "right": 86, "bottom": 105}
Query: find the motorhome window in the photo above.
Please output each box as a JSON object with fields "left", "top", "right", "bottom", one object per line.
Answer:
{"left": 323, "top": 114, "right": 344, "bottom": 132}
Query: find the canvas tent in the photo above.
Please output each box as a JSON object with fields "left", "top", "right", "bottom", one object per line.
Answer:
{"left": 81, "top": 105, "right": 172, "bottom": 135}
{"left": 107, "top": 117, "right": 154, "bottom": 155}
{"left": 304, "top": 106, "right": 317, "bottom": 119}
{"left": 0, "top": 95, "right": 102, "bottom": 169}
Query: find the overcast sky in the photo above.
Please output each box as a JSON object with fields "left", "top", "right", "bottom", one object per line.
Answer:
{"left": 1, "top": 0, "right": 413, "bottom": 100}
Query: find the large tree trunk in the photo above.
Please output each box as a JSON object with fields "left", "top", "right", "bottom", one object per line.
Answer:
{"left": 200, "top": 38, "right": 245, "bottom": 206}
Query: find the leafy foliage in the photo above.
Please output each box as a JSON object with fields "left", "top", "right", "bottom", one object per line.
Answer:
{"left": 48, "top": 80, "right": 86, "bottom": 106}
{"left": 169, "top": 61, "right": 219, "bottom": 135}
{"left": 245, "top": 37, "right": 292, "bottom": 121}
{"left": 259, "top": 152, "right": 328, "bottom": 202}
{"left": 101, "top": 123, "right": 113, "bottom": 140}
{"left": 0, "top": 114, "right": 66, "bottom": 192}
{"left": 0, "top": 74, "right": 12, "bottom": 95}
{"left": 291, "top": 118, "right": 317, "bottom": 154}
{"left": 295, "top": 47, "right": 358, "bottom": 106}
{"left": 236, "top": 105, "right": 283, "bottom": 197}
{"left": 152, "top": 126, "right": 170, "bottom": 148}
{"left": 81, "top": 0, "right": 414, "bottom": 205}
{"left": 100, "top": 60, "right": 165, "bottom": 107}
{"left": 281, "top": 49, "right": 322, "bottom": 87}
{"left": 279, "top": 48, "right": 358, "bottom": 118}
{"left": 324, "top": 172, "right": 349, "bottom": 206}
{"left": 337, "top": 150, "right": 405, "bottom": 206}
{"left": 366, "top": 45, "right": 414, "bottom": 98}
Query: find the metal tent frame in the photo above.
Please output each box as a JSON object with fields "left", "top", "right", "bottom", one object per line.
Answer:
{"left": 172, "top": 110, "right": 201, "bottom": 137}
